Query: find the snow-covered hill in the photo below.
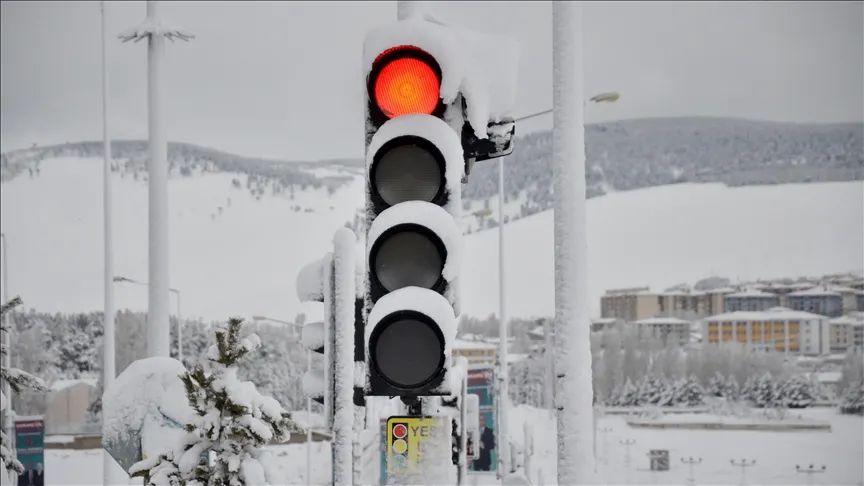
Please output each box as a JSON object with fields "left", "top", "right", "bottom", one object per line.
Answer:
{"left": 1, "top": 156, "right": 861, "bottom": 322}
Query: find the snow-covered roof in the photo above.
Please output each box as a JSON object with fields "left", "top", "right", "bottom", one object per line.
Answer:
{"left": 804, "top": 371, "right": 842, "bottom": 384}
{"left": 50, "top": 378, "right": 98, "bottom": 392}
{"left": 788, "top": 285, "right": 843, "bottom": 297}
{"left": 706, "top": 306, "right": 827, "bottom": 322}
{"left": 725, "top": 288, "right": 779, "bottom": 298}
{"left": 830, "top": 315, "right": 864, "bottom": 326}
{"left": 632, "top": 317, "right": 691, "bottom": 325}
{"left": 451, "top": 338, "right": 498, "bottom": 350}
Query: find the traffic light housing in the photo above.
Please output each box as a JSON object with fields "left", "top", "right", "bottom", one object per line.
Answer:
{"left": 363, "top": 42, "right": 465, "bottom": 398}
{"left": 298, "top": 255, "right": 335, "bottom": 428}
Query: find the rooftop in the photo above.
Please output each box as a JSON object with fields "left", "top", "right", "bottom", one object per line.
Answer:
{"left": 705, "top": 306, "right": 827, "bottom": 322}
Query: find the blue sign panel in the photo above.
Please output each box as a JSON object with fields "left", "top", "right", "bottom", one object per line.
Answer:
{"left": 467, "top": 366, "right": 497, "bottom": 474}
{"left": 14, "top": 416, "right": 45, "bottom": 484}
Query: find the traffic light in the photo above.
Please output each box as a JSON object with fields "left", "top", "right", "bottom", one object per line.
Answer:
{"left": 362, "top": 42, "right": 465, "bottom": 398}
{"left": 298, "top": 254, "right": 335, "bottom": 428}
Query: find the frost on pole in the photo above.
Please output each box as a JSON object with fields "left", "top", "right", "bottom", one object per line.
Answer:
{"left": 332, "top": 228, "right": 356, "bottom": 485}
{"left": 362, "top": 16, "right": 519, "bottom": 140}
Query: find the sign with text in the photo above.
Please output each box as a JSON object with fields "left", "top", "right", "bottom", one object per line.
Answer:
{"left": 384, "top": 416, "right": 450, "bottom": 485}
{"left": 467, "top": 365, "right": 497, "bottom": 474}
{"left": 14, "top": 416, "right": 45, "bottom": 482}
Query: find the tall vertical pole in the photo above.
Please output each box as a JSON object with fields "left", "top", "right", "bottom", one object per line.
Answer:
{"left": 497, "top": 156, "right": 510, "bottom": 478}
{"left": 173, "top": 290, "right": 182, "bottom": 363}
{"left": 332, "top": 228, "right": 355, "bottom": 486}
{"left": 396, "top": 0, "right": 430, "bottom": 20}
{"left": 544, "top": 318, "right": 554, "bottom": 410}
{"left": 552, "top": 2, "right": 594, "bottom": 484}
{"left": 305, "top": 350, "right": 312, "bottom": 483}
{"left": 146, "top": 0, "right": 170, "bottom": 357}
{"left": 100, "top": 2, "right": 117, "bottom": 484}
{"left": 1, "top": 233, "right": 11, "bottom": 444}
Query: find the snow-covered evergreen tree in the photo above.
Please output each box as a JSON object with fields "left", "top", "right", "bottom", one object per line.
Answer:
{"left": 636, "top": 375, "right": 666, "bottom": 406}
{"left": 748, "top": 373, "right": 777, "bottom": 408}
{"left": 779, "top": 375, "right": 814, "bottom": 409}
{"left": 1, "top": 297, "right": 47, "bottom": 476}
{"left": 679, "top": 375, "right": 706, "bottom": 407}
{"left": 707, "top": 372, "right": 726, "bottom": 397}
{"left": 839, "top": 380, "right": 864, "bottom": 416}
{"left": 129, "top": 317, "right": 303, "bottom": 486}
{"left": 614, "top": 379, "right": 639, "bottom": 407}
{"left": 723, "top": 374, "right": 741, "bottom": 401}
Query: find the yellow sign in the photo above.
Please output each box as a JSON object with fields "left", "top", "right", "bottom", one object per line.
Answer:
{"left": 386, "top": 416, "right": 439, "bottom": 474}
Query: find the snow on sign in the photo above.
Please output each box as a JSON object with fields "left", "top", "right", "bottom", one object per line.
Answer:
{"left": 384, "top": 416, "right": 452, "bottom": 485}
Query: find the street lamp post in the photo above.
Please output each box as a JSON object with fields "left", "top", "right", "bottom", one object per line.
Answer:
{"left": 0, "top": 232, "right": 11, "bottom": 443}
{"left": 113, "top": 276, "right": 182, "bottom": 362}
{"left": 252, "top": 315, "right": 311, "bottom": 483}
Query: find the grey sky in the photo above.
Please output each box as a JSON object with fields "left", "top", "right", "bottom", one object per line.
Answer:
{"left": 1, "top": 1, "right": 861, "bottom": 160}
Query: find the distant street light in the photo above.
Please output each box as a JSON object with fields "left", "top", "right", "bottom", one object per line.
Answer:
{"left": 113, "top": 276, "right": 183, "bottom": 362}
{"left": 252, "top": 315, "right": 311, "bottom": 483}
{"left": 514, "top": 91, "right": 620, "bottom": 123}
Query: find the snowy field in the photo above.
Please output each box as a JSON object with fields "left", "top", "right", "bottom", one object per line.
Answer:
{"left": 1, "top": 157, "right": 861, "bottom": 322}
{"left": 38, "top": 406, "right": 862, "bottom": 485}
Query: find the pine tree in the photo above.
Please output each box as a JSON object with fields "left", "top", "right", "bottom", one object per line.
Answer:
{"left": 708, "top": 372, "right": 725, "bottom": 398}
{"left": 779, "top": 375, "right": 814, "bottom": 409}
{"left": 680, "top": 375, "right": 706, "bottom": 407}
{"left": 636, "top": 375, "right": 665, "bottom": 406}
{"left": 1, "top": 297, "right": 47, "bottom": 477}
{"left": 129, "top": 317, "right": 303, "bottom": 486}
{"left": 615, "top": 379, "right": 639, "bottom": 407}
{"left": 724, "top": 374, "right": 741, "bottom": 401}
{"left": 839, "top": 380, "right": 864, "bottom": 416}
{"left": 749, "top": 373, "right": 776, "bottom": 408}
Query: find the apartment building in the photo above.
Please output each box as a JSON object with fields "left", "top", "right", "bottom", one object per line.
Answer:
{"left": 724, "top": 289, "right": 780, "bottom": 312}
{"left": 601, "top": 286, "right": 730, "bottom": 322}
{"left": 451, "top": 338, "right": 497, "bottom": 364}
{"left": 787, "top": 286, "right": 846, "bottom": 318}
{"left": 702, "top": 306, "right": 830, "bottom": 356}
{"left": 829, "top": 313, "right": 864, "bottom": 352}
{"left": 600, "top": 287, "right": 659, "bottom": 322}
{"left": 632, "top": 317, "right": 692, "bottom": 347}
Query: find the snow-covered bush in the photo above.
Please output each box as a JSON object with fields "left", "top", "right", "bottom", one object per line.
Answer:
{"left": 636, "top": 375, "right": 666, "bottom": 406}
{"left": 1, "top": 297, "right": 47, "bottom": 476}
{"left": 613, "top": 379, "right": 639, "bottom": 407}
{"left": 707, "top": 372, "right": 725, "bottom": 397}
{"left": 129, "top": 317, "right": 303, "bottom": 485}
{"left": 678, "top": 375, "right": 706, "bottom": 407}
{"left": 839, "top": 380, "right": 864, "bottom": 416}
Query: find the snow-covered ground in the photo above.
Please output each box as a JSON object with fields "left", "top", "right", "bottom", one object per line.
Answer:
{"left": 37, "top": 406, "right": 862, "bottom": 485}
{"left": 1, "top": 157, "right": 860, "bottom": 322}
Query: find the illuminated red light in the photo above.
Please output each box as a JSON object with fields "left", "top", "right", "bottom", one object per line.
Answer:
{"left": 373, "top": 48, "right": 441, "bottom": 119}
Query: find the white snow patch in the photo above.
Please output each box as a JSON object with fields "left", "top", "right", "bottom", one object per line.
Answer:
{"left": 301, "top": 320, "right": 326, "bottom": 352}
{"left": 296, "top": 256, "right": 327, "bottom": 303}
{"left": 363, "top": 16, "right": 519, "bottom": 138}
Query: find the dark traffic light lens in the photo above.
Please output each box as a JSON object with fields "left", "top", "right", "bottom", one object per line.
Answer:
{"left": 373, "top": 144, "right": 443, "bottom": 206}
{"left": 374, "top": 318, "right": 444, "bottom": 388}
{"left": 373, "top": 230, "right": 444, "bottom": 292}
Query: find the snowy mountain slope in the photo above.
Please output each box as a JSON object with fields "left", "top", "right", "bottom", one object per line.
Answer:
{"left": 3, "top": 117, "right": 861, "bottom": 233}
{"left": 1, "top": 156, "right": 861, "bottom": 322}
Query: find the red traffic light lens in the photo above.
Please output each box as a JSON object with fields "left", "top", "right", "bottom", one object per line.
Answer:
{"left": 373, "top": 54, "right": 441, "bottom": 119}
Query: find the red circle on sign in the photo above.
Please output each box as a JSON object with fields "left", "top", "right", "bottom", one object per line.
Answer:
{"left": 393, "top": 424, "right": 408, "bottom": 439}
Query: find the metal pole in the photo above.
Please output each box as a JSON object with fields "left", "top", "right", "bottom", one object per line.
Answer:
{"left": 172, "top": 289, "right": 182, "bottom": 364}
{"left": 100, "top": 2, "right": 117, "bottom": 484}
{"left": 306, "top": 350, "right": 312, "bottom": 483}
{"left": 795, "top": 464, "right": 826, "bottom": 486}
{"left": 1, "top": 233, "right": 11, "bottom": 444}
{"left": 396, "top": 0, "right": 430, "bottom": 20}
{"left": 730, "top": 459, "right": 756, "bottom": 486}
{"left": 544, "top": 318, "right": 554, "bottom": 410}
{"left": 553, "top": 2, "right": 593, "bottom": 484}
{"left": 143, "top": 0, "right": 170, "bottom": 358}
{"left": 332, "top": 228, "right": 356, "bottom": 485}
{"left": 681, "top": 457, "right": 702, "bottom": 486}
{"left": 497, "top": 155, "right": 510, "bottom": 479}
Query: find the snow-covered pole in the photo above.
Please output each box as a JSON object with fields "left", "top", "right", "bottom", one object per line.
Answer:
{"left": 305, "top": 350, "right": 312, "bottom": 483}
{"left": 552, "top": 3, "right": 594, "bottom": 484}
{"left": 332, "top": 228, "right": 356, "bottom": 486}
{"left": 544, "top": 318, "right": 554, "bottom": 410}
{"left": 0, "top": 232, "right": 10, "bottom": 444}
{"left": 396, "top": 0, "right": 430, "bottom": 20}
{"left": 119, "top": 0, "right": 193, "bottom": 358}
{"left": 100, "top": 2, "right": 117, "bottom": 484}
{"left": 497, "top": 155, "right": 510, "bottom": 478}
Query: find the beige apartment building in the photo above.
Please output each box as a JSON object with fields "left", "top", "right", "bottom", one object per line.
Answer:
{"left": 829, "top": 313, "right": 864, "bottom": 352}
{"left": 46, "top": 378, "right": 98, "bottom": 435}
{"left": 601, "top": 286, "right": 731, "bottom": 322}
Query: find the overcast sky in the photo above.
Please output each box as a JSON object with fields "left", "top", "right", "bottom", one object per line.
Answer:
{"left": 1, "top": 1, "right": 861, "bottom": 160}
